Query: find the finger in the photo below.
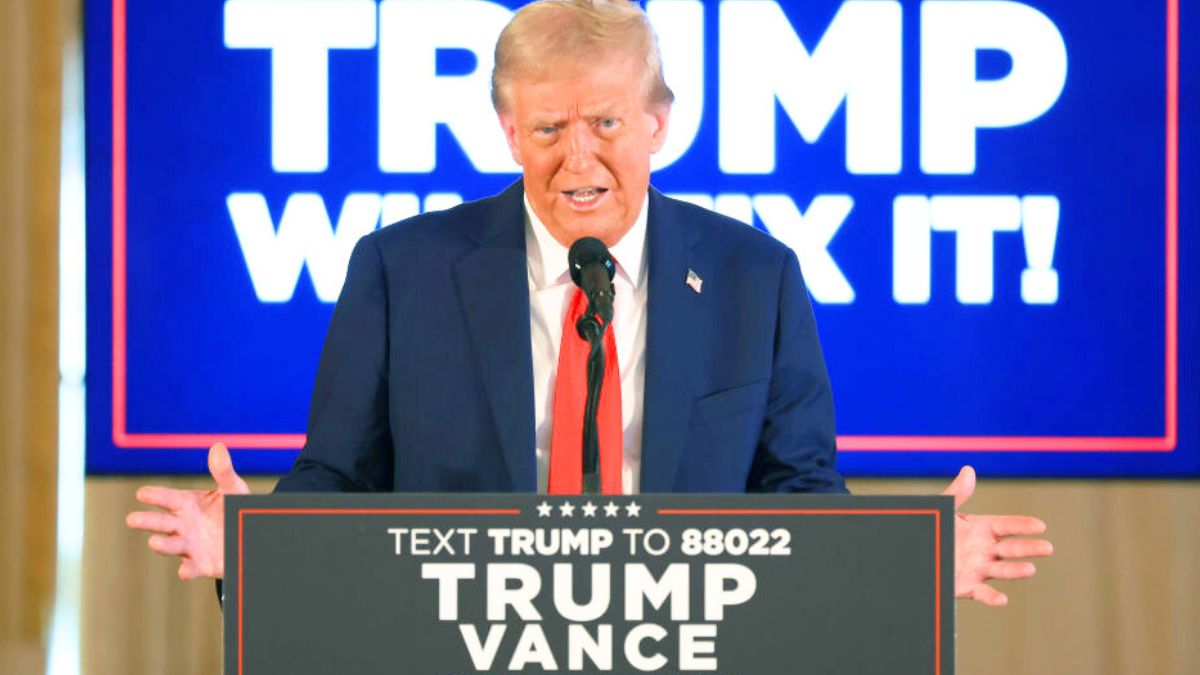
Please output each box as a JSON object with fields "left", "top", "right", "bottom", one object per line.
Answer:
{"left": 995, "top": 538, "right": 1054, "bottom": 559}
{"left": 941, "top": 465, "right": 976, "bottom": 509}
{"left": 971, "top": 583, "right": 1009, "bottom": 607}
{"left": 990, "top": 516, "right": 1047, "bottom": 537}
{"left": 147, "top": 534, "right": 188, "bottom": 557}
{"left": 178, "top": 562, "right": 196, "bottom": 581}
{"left": 208, "top": 443, "right": 250, "bottom": 495}
{"left": 126, "top": 511, "right": 180, "bottom": 535}
{"left": 178, "top": 559, "right": 222, "bottom": 581}
{"left": 177, "top": 559, "right": 207, "bottom": 581}
{"left": 135, "top": 486, "right": 189, "bottom": 512}
{"left": 986, "top": 560, "right": 1037, "bottom": 580}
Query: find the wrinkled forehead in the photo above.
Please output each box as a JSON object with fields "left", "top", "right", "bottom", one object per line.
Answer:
{"left": 503, "top": 54, "right": 649, "bottom": 114}
{"left": 510, "top": 45, "right": 642, "bottom": 85}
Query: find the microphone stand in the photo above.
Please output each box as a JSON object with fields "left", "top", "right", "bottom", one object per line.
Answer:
{"left": 576, "top": 296, "right": 611, "bottom": 495}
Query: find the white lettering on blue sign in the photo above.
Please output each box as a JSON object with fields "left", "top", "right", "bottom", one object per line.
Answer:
{"left": 921, "top": 1, "right": 1068, "bottom": 174}
{"left": 222, "top": 0, "right": 1067, "bottom": 306}
{"left": 893, "top": 194, "right": 1060, "bottom": 305}
{"left": 719, "top": 0, "right": 903, "bottom": 175}
{"left": 224, "top": 0, "right": 377, "bottom": 173}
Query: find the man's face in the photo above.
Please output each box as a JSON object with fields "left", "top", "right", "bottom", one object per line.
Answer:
{"left": 498, "top": 55, "right": 670, "bottom": 248}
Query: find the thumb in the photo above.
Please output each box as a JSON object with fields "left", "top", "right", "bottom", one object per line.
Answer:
{"left": 208, "top": 443, "right": 250, "bottom": 495}
{"left": 941, "top": 465, "right": 976, "bottom": 509}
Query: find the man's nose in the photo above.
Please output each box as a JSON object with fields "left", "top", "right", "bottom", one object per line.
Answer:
{"left": 563, "top": 123, "right": 598, "bottom": 173}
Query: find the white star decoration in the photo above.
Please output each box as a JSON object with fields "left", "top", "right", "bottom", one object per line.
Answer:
{"left": 538, "top": 500, "right": 639, "bottom": 518}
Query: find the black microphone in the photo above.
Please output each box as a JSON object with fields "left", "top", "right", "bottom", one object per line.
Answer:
{"left": 568, "top": 237, "right": 616, "bottom": 342}
{"left": 567, "top": 237, "right": 616, "bottom": 494}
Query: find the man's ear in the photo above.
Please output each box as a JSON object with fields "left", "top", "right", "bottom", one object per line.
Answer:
{"left": 498, "top": 112, "right": 524, "bottom": 166}
{"left": 648, "top": 104, "right": 671, "bottom": 155}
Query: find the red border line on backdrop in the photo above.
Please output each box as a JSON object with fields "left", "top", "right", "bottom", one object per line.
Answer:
{"left": 108, "top": 0, "right": 310, "bottom": 450}
{"left": 657, "top": 508, "right": 944, "bottom": 675}
{"left": 111, "top": 0, "right": 1180, "bottom": 452}
{"left": 236, "top": 508, "right": 520, "bottom": 675}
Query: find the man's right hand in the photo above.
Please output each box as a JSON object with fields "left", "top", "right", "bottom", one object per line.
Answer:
{"left": 126, "top": 442, "right": 249, "bottom": 580}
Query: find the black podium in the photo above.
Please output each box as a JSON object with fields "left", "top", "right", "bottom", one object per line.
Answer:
{"left": 225, "top": 494, "right": 954, "bottom": 674}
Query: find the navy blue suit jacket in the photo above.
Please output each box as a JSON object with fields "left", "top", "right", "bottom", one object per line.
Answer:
{"left": 275, "top": 182, "right": 845, "bottom": 494}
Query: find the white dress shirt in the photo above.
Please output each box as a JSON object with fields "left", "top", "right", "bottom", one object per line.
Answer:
{"left": 525, "top": 193, "right": 649, "bottom": 495}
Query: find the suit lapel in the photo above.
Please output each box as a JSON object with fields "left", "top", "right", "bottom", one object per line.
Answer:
{"left": 640, "top": 189, "right": 704, "bottom": 492}
{"left": 453, "top": 182, "right": 537, "bottom": 491}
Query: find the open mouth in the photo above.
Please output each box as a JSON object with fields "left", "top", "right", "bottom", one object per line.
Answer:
{"left": 563, "top": 187, "right": 608, "bottom": 205}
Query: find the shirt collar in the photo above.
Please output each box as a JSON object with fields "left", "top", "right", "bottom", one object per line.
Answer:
{"left": 523, "top": 192, "right": 649, "bottom": 291}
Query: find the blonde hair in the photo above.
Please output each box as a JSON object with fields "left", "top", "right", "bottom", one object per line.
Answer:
{"left": 491, "top": 0, "right": 674, "bottom": 112}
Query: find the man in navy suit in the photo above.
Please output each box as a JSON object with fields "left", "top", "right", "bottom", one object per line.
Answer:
{"left": 129, "top": 0, "right": 1050, "bottom": 606}
{"left": 274, "top": 181, "right": 843, "bottom": 496}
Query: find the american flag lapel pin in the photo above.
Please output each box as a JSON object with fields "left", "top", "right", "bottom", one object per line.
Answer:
{"left": 685, "top": 268, "right": 703, "bottom": 294}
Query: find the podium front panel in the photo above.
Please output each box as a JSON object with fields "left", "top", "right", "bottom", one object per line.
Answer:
{"left": 225, "top": 494, "right": 953, "bottom": 674}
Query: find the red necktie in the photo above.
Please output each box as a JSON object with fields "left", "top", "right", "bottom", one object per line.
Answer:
{"left": 548, "top": 287, "right": 623, "bottom": 494}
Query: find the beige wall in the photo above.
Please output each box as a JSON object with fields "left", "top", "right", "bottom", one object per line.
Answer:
{"left": 89, "top": 476, "right": 1200, "bottom": 675}
{"left": 851, "top": 479, "right": 1200, "bottom": 674}
{"left": 0, "top": 0, "right": 66, "bottom": 672}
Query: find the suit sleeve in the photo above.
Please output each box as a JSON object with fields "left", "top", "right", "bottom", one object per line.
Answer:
{"left": 746, "top": 248, "right": 848, "bottom": 494}
{"left": 273, "top": 234, "right": 394, "bottom": 493}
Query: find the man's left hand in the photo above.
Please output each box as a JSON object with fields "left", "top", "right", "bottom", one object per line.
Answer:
{"left": 942, "top": 465, "right": 1054, "bottom": 606}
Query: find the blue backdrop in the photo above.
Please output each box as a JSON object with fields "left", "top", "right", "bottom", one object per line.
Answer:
{"left": 86, "top": 0, "right": 1198, "bottom": 476}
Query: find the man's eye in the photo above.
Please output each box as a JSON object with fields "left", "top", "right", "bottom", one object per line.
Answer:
{"left": 599, "top": 118, "right": 618, "bottom": 129}
{"left": 535, "top": 126, "right": 558, "bottom": 135}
